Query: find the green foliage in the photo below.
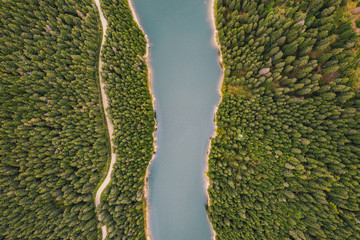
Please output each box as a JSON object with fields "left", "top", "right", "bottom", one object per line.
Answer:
{"left": 96, "top": 0, "right": 155, "bottom": 239}
{"left": 0, "top": 0, "right": 108, "bottom": 239}
{"left": 208, "top": 0, "right": 360, "bottom": 239}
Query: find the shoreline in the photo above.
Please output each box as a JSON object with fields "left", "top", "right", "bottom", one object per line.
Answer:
{"left": 127, "top": 1, "right": 157, "bottom": 240}
{"left": 204, "top": 0, "right": 224, "bottom": 239}
{"left": 93, "top": 0, "right": 116, "bottom": 239}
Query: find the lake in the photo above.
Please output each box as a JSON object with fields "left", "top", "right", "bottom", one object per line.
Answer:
{"left": 131, "top": 0, "right": 221, "bottom": 239}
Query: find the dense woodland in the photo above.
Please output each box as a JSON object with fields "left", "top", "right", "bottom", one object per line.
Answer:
{"left": 2, "top": 0, "right": 359, "bottom": 239}
{"left": 96, "top": 0, "right": 155, "bottom": 239}
{"left": 1, "top": 0, "right": 155, "bottom": 239}
{"left": 0, "top": 0, "right": 108, "bottom": 239}
{"left": 207, "top": 0, "right": 360, "bottom": 239}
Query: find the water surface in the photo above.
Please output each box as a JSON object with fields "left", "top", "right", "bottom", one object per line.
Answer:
{"left": 132, "top": 0, "right": 221, "bottom": 239}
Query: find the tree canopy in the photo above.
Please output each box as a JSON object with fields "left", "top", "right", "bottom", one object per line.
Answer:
{"left": 1, "top": 0, "right": 155, "bottom": 239}
{"left": 96, "top": 0, "right": 155, "bottom": 239}
{"left": 208, "top": 0, "right": 360, "bottom": 239}
{"left": 1, "top": 0, "right": 108, "bottom": 239}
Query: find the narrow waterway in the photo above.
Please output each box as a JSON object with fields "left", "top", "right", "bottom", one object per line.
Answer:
{"left": 132, "top": 0, "right": 222, "bottom": 239}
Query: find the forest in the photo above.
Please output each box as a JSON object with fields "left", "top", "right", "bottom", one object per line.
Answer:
{"left": 1, "top": 0, "right": 155, "bottom": 239}
{"left": 0, "top": 0, "right": 108, "bottom": 239}
{"left": 207, "top": 0, "right": 360, "bottom": 239}
{"left": 96, "top": 0, "right": 155, "bottom": 239}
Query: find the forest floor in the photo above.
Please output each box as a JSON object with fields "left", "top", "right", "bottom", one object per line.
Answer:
{"left": 344, "top": 1, "right": 360, "bottom": 91}
{"left": 345, "top": 1, "right": 360, "bottom": 32}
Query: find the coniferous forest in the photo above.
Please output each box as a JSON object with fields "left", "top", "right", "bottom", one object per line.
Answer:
{"left": 208, "top": 0, "right": 360, "bottom": 239}
{"left": 96, "top": 0, "right": 155, "bottom": 239}
{"left": 1, "top": 0, "right": 107, "bottom": 239}
{"left": 1, "top": 0, "right": 154, "bottom": 239}
{"left": 1, "top": 0, "right": 360, "bottom": 239}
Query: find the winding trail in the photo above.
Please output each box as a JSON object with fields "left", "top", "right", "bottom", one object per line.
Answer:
{"left": 93, "top": 0, "right": 156, "bottom": 239}
{"left": 93, "top": 0, "right": 114, "bottom": 239}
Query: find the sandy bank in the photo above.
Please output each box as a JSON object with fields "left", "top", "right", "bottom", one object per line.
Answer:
{"left": 204, "top": 0, "right": 225, "bottom": 239}
{"left": 127, "top": 1, "right": 157, "bottom": 240}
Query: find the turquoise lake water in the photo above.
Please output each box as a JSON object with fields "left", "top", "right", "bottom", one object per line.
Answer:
{"left": 132, "top": 0, "right": 221, "bottom": 239}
